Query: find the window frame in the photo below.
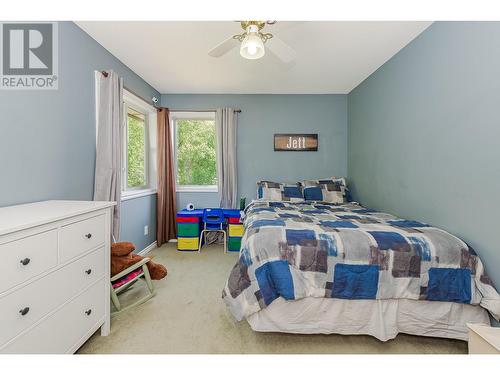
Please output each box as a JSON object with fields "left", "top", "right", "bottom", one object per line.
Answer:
{"left": 171, "top": 111, "right": 218, "bottom": 193}
{"left": 124, "top": 105, "right": 149, "bottom": 191}
{"left": 121, "top": 90, "right": 157, "bottom": 200}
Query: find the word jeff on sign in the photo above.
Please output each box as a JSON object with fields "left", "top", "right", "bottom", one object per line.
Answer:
{"left": 274, "top": 134, "right": 318, "bottom": 151}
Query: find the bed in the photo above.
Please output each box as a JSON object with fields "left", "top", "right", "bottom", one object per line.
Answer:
{"left": 222, "top": 200, "right": 500, "bottom": 341}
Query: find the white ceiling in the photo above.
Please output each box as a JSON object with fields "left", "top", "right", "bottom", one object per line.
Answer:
{"left": 76, "top": 21, "right": 432, "bottom": 94}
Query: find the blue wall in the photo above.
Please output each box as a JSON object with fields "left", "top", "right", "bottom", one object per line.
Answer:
{"left": 0, "top": 21, "right": 158, "bottom": 251}
{"left": 348, "top": 22, "right": 500, "bottom": 294}
{"left": 120, "top": 195, "right": 157, "bottom": 252}
{"left": 161, "top": 94, "right": 348, "bottom": 210}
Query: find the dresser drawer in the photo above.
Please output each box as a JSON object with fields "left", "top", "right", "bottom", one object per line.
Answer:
{"left": 0, "top": 247, "right": 105, "bottom": 347}
{"left": 0, "top": 229, "right": 58, "bottom": 293}
{"left": 60, "top": 214, "right": 105, "bottom": 263}
{"left": 0, "top": 279, "right": 105, "bottom": 354}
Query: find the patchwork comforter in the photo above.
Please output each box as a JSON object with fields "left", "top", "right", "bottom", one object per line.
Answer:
{"left": 222, "top": 200, "right": 500, "bottom": 321}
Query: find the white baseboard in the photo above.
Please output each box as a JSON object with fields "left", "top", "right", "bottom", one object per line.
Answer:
{"left": 137, "top": 239, "right": 177, "bottom": 256}
{"left": 137, "top": 241, "right": 157, "bottom": 256}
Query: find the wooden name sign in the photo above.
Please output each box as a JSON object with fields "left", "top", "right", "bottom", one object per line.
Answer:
{"left": 274, "top": 134, "right": 318, "bottom": 151}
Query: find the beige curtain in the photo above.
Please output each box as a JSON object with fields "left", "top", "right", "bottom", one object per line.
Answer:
{"left": 216, "top": 108, "right": 238, "bottom": 208}
{"left": 156, "top": 108, "right": 177, "bottom": 246}
{"left": 93, "top": 70, "right": 123, "bottom": 242}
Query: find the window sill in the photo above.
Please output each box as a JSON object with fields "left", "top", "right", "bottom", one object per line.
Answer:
{"left": 176, "top": 185, "right": 218, "bottom": 193}
{"left": 121, "top": 189, "right": 157, "bottom": 201}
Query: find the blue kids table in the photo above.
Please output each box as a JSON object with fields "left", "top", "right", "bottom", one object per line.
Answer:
{"left": 176, "top": 209, "right": 243, "bottom": 252}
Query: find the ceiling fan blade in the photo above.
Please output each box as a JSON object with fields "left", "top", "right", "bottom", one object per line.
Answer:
{"left": 266, "top": 36, "right": 296, "bottom": 64}
{"left": 208, "top": 37, "right": 239, "bottom": 57}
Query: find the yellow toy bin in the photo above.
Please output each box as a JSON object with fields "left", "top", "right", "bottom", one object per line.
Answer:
{"left": 177, "top": 237, "right": 199, "bottom": 251}
{"left": 228, "top": 224, "right": 244, "bottom": 237}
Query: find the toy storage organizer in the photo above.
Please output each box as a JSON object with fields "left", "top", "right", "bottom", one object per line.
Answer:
{"left": 177, "top": 213, "right": 201, "bottom": 251}
{"left": 176, "top": 209, "right": 244, "bottom": 252}
{"left": 226, "top": 212, "right": 244, "bottom": 252}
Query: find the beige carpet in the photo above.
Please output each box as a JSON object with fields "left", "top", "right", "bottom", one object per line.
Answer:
{"left": 77, "top": 243, "right": 467, "bottom": 354}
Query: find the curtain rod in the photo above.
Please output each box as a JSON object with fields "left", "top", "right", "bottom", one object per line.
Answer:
{"left": 170, "top": 109, "right": 241, "bottom": 113}
{"left": 124, "top": 85, "right": 158, "bottom": 108}
{"left": 100, "top": 71, "right": 159, "bottom": 108}
{"left": 100, "top": 72, "right": 241, "bottom": 113}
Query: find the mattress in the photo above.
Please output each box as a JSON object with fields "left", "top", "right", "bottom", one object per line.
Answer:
{"left": 247, "top": 297, "right": 490, "bottom": 341}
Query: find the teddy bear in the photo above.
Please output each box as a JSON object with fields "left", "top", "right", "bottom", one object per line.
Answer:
{"left": 111, "top": 242, "right": 167, "bottom": 280}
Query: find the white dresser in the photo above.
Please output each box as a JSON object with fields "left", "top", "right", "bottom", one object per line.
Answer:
{"left": 0, "top": 200, "right": 115, "bottom": 354}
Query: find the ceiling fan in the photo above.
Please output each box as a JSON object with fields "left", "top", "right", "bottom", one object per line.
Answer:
{"left": 208, "top": 21, "right": 296, "bottom": 64}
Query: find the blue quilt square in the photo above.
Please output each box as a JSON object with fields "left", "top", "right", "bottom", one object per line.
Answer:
{"left": 278, "top": 213, "right": 299, "bottom": 218}
{"left": 388, "top": 220, "right": 430, "bottom": 228}
{"left": 338, "top": 215, "right": 360, "bottom": 220}
{"left": 240, "top": 247, "right": 253, "bottom": 266}
{"left": 252, "top": 219, "right": 286, "bottom": 229}
{"left": 352, "top": 209, "right": 376, "bottom": 214}
{"left": 332, "top": 264, "right": 379, "bottom": 299}
{"left": 321, "top": 220, "right": 358, "bottom": 229}
{"left": 283, "top": 186, "right": 303, "bottom": 199}
{"left": 408, "top": 236, "right": 431, "bottom": 261}
{"left": 255, "top": 260, "right": 295, "bottom": 306}
{"left": 319, "top": 233, "right": 337, "bottom": 256}
{"left": 427, "top": 268, "right": 471, "bottom": 303}
{"left": 286, "top": 229, "right": 316, "bottom": 245}
{"left": 304, "top": 186, "right": 323, "bottom": 201}
{"left": 314, "top": 204, "right": 332, "bottom": 209}
{"left": 369, "top": 231, "right": 410, "bottom": 251}
{"left": 302, "top": 209, "right": 327, "bottom": 215}
{"left": 253, "top": 207, "right": 276, "bottom": 213}
{"left": 269, "top": 202, "right": 285, "bottom": 208}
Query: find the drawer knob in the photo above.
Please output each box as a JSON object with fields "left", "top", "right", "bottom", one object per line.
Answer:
{"left": 85, "top": 309, "right": 92, "bottom": 316}
{"left": 85, "top": 233, "right": 92, "bottom": 239}
{"left": 20, "top": 258, "right": 31, "bottom": 266}
{"left": 19, "top": 307, "right": 30, "bottom": 316}
{"left": 85, "top": 269, "right": 92, "bottom": 275}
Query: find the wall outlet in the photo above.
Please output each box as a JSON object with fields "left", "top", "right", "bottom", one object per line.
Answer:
{"left": 144, "top": 225, "right": 149, "bottom": 236}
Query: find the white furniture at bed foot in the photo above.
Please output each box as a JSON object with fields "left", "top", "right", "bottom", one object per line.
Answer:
{"left": 467, "top": 323, "right": 500, "bottom": 354}
{"left": 0, "top": 200, "right": 115, "bottom": 354}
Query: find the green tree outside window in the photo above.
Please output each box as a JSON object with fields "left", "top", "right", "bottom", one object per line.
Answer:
{"left": 127, "top": 111, "right": 146, "bottom": 188}
{"left": 176, "top": 119, "right": 217, "bottom": 186}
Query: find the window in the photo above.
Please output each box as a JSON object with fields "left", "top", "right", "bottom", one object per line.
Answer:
{"left": 126, "top": 107, "right": 147, "bottom": 189}
{"left": 173, "top": 112, "right": 218, "bottom": 192}
{"left": 122, "top": 90, "right": 157, "bottom": 199}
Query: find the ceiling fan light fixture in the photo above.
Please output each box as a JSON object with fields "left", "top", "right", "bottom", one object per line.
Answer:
{"left": 240, "top": 26, "right": 265, "bottom": 60}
